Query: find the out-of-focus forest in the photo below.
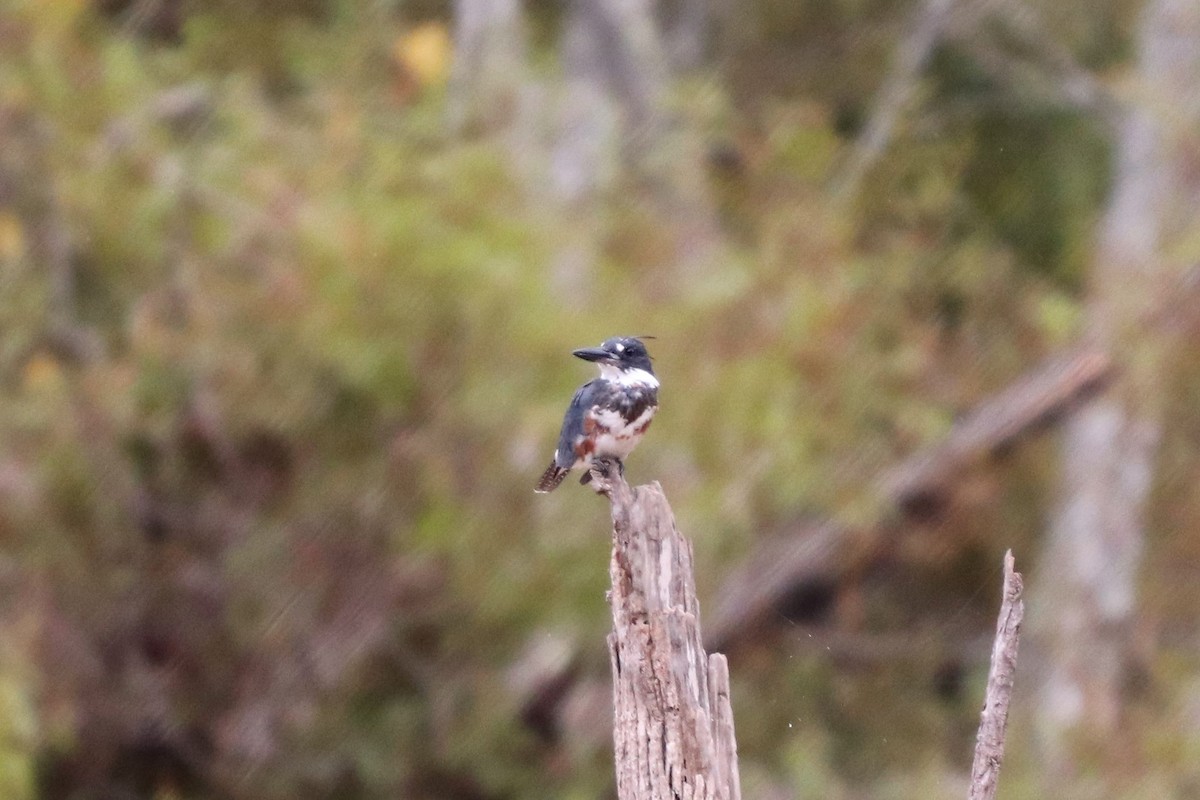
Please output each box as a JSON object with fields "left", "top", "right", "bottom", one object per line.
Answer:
{"left": 3, "top": 0, "right": 1200, "bottom": 797}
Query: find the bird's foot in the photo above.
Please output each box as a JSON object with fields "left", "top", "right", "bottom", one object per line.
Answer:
{"left": 586, "top": 457, "right": 623, "bottom": 495}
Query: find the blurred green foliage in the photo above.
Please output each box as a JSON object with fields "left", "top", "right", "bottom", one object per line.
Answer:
{"left": 3, "top": 0, "right": 1195, "bottom": 799}
{"left": 0, "top": 669, "right": 37, "bottom": 800}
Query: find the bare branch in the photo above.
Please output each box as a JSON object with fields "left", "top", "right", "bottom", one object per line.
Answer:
{"left": 829, "top": 0, "right": 957, "bottom": 203}
{"left": 950, "top": 3, "right": 1122, "bottom": 126}
{"left": 832, "top": 0, "right": 1124, "bottom": 204}
{"left": 711, "top": 347, "right": 1108, "bottom": 651}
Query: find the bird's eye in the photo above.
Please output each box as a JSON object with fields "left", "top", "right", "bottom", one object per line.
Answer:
{"left": 616, "top": 343, "right": 625, "bottom": 353}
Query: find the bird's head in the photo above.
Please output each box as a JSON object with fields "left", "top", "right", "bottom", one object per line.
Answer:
{"left": 573, "top": 336, "right": 655, "bottom": 378}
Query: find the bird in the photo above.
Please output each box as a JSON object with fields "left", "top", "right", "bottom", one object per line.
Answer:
{"left": 535, "top": 336, "right": 659, "bottom": 493}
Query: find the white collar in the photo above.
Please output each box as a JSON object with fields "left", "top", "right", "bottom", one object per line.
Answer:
{"left": 598, "top": 364, "right": 659, "bottom": 388}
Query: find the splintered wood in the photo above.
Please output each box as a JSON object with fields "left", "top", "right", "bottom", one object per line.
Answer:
{"left": 968, "top": 549, "right": 1024, "bottom": 800}
{"left": 593, "top": 465, "right": 741, "bottom": 800}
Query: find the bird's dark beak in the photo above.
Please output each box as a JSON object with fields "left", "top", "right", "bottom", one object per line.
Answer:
{"left": 572, "top": 346, "right": 611, "bottom": 363}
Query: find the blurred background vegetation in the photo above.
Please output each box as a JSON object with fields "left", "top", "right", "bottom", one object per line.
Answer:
{"left": 2, "top": 0, "right": 1200, "bottom": 798}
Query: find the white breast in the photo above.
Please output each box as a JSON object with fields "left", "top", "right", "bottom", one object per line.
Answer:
{"left": 591, "top": 404, "right": 656, "bottom": 460}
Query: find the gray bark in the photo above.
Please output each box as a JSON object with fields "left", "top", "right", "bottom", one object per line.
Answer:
{"left": 967, "top": 550, "right": 1024, "bottom": 800}
{"left": 589, "top": 462, "right": 741, "bottom": 800}
{"left": 1033, "top": 0, "right": 1200, "bottom": 771}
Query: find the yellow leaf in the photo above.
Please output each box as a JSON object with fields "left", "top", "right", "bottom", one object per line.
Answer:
{"left": 18, "top": 0, "right": 88, "bottom": 36}
{"left": 22, "top": 353, "right": 63, "bottom": 393}
{"left": 0, "top": 212, "right": 24, "bottom": 260}
{"left": 394, "top": 22, "right": 452, "bottom": 88}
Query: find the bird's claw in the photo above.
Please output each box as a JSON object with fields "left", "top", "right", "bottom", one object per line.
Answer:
{"left": 586, "top": 457, "right": 624, "bottom": 495}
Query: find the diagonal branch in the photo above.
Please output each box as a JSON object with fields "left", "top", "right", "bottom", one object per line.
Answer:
{"left": 878, "top": 347, "right": 1111, "bottom": 517}
{"left": 829, "top": 0, "right": 958, "bottom": 203}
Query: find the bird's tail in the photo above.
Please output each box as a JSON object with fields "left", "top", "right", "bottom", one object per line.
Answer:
{"left": 535, "top": 461, "right": 569, "bottom": 493}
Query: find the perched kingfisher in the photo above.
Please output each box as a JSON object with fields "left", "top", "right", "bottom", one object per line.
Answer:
{"left": 535, "top": 336, "right": 659, "bottom": 493}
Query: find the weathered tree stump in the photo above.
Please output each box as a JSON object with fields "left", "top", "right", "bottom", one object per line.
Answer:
{"left": 589, "top": 460, "right": 741, "bottom": 800}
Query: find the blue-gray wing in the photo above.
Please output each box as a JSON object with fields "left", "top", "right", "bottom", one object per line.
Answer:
{"left": 535, "top": 380, "right": 604, "bottom": 493}
{"left": 555, "top": 380, "right": 604, "bottom": 468}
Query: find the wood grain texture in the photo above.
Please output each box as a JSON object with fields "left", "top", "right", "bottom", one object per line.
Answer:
{"left": 590, "top": 461, "right": 741, "bottom": 800}
{"left": 967, "top": 549, "right": 1024, "bottom": 800}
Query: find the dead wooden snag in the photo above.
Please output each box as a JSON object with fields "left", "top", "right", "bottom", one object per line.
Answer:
{"left": 590, "top": 460, "right": 741, "bottom": 800}
{"left": 967, "top": 549, "right": 1024, "bottom": 800}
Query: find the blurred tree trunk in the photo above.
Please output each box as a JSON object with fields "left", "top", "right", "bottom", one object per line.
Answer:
{"left": 0, "top": 107, "right": 90, "bottom": 362}
{"left": 447, "top": 0, "right": 527, "bottom": 134}
{"left": 550, "top": 0, "right": 721, "bottom": 301}
{"left": 1033, "top": 0, "right": 1200, "bottom": 779}
{"left": 551, "top": 0, "right": 669, "bottom": 205}
{"left": 660, "top": 0, "right": 710, "bottom": 72}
